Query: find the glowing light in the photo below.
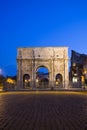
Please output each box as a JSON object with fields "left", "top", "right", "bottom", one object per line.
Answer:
{"left": 0, "top": 69, "right": 2, "bottom": 75}
{"left": 73, "top": 63, "right": 76, "bottom": 66}
{"left": 72, "top": 77, "right": 77, "bottom": 83}
{"left": 6, "top": 78, "right": 15, "bottom": 84}
{"left": 28, "top": 79, "right": 31, "bottom": 82}
{"left": 83, "top": 69, "right": 87, "bottom": 74}
{"left": 25, "top": 79, "right": 27, "bottom": 83}
{"left": 56, "top": 81, "right": 58, "bottom": 85}
{"left": 81, "top": 76, "right": 85, "bottom": 83}
{"left": 36, "top": 79, "right": 38, "bottom": 83}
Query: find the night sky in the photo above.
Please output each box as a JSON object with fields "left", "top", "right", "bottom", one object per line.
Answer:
{"left": 0, "top": 0, "right": 87, "bottom": 76}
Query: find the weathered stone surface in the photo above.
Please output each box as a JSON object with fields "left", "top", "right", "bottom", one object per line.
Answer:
{"left": 17, "top": 47, "right": 69, "bottom": 89}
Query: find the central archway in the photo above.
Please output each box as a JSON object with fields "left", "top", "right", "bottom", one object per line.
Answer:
{"left": 36, "top": 66, "right": 49, "bottom": 88}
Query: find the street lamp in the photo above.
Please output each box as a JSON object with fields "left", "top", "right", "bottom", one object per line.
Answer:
{"left": 36, "top": 78, "right": 38, "bottom": 83}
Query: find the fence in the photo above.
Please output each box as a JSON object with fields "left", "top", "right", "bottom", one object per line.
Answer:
{"left": 2, "top": 81, "right": 87, "bottom": 91}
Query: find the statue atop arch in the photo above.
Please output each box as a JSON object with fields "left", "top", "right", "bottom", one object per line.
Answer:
{"left": 17, "top": 47, "right": 69, "bottom": 89}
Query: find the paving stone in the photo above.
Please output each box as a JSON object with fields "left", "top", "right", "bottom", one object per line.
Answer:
{"left": 0, "top": 91, "right": 87, "bottom": 130}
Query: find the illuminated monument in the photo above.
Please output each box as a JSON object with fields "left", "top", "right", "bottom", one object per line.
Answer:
{"left": 17, "top": 47, "right": 69, "bottom": 89}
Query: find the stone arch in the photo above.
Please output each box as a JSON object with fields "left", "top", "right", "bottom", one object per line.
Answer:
{"left": 36, "top": 64, "right": 50, "bottom": 73}
{"left": 23, "top": 74, "right": 30, "bottom": 88}
{"left": 55, "top": 73, "right": 63, "bottom": 87}
{"left": 36, "top": 65, "right": 49, "bottom": 88}
{"left": 17, "top": 47, "right": 69, "bottom": 89}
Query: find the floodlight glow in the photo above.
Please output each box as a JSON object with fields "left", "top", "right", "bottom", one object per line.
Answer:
{"left": 0, "top": 69, "right": 2, "bottom": 75}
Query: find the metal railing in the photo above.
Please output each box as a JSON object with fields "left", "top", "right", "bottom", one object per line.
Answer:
{"left": 3, "top": 81, "right": 87, "bottom": 91}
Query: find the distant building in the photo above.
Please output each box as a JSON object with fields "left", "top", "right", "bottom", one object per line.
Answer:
{"left": 17, "top": 47, "right": 69, "bottom": 89}
{"left": 70, "top": 50, "right": 87, "bottom": 87}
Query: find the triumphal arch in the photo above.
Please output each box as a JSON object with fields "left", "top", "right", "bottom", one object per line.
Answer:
{"left": 17, "top": 47, "right": 69, "bottom": 89}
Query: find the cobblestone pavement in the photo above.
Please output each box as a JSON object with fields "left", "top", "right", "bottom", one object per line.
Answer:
{"left": 0, "top": 91, "right": 87, "bottom": 130}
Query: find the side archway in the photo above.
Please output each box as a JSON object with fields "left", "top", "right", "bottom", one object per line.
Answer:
{"left": 55, "top": 73, "right": 63, "bottom": 87}
{"left": 23, "top": 74, "right": 30, "bottom": 88}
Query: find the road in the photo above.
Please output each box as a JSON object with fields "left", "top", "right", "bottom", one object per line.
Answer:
{"left": 0, "top": 91, "right": 87, "bottom": 130}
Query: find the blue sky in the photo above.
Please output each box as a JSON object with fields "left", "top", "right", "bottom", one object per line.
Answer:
{"left": 0, "top": 0, "right": 87, "bottom": 76}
